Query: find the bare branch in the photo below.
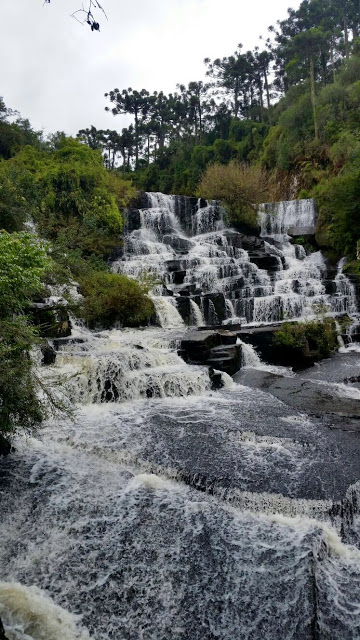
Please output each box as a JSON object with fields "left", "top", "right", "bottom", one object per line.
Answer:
{"left": 44, "top": 0, "right": 107, "bottom": 31}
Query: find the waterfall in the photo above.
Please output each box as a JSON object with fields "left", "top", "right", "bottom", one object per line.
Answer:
{"left": 112, "top": 194, "right": 356, "bottom": 327}
{"left": 150, "top": 295, "right": 185, "bottom": 329}
{"left": 259, "top": 199, "right": 317, "bottom": 236}
{"left": 189, "top": 299, "right": 204, "bottom": 326}
{"left": 3, "top": 192, "right": 360, "bottom": 640}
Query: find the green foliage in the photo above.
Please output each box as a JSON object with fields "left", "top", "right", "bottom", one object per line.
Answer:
{"left": 0, "top": 231, "right": 50, "bottom": 317}
{"left": 0, "top": 317, "right": 43, "bottom": 436}
{"left": 0, "top": 233, "right": 60, "bottom": 440}
{"left": 314, "top": 162, "right": 360, "bottom": 254}
{"left": 274, "top": 318, "right": 337, "bottom": 357}
{"left": 79, "top": 272, "right": 155, "bottom": 329}
{"left": 197, "top": 161, "right": 267, "bottom": 231}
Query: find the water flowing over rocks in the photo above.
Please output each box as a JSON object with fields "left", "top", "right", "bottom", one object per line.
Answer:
{"left": 2, "top": 193, "right": 360, "bottom": 639}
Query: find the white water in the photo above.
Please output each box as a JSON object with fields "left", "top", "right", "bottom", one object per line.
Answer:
{"left": 112, "top": 194, "right": 357, "bottom": 328}
{"left": 2, "top": 193, "right": 360, "bottom": 639}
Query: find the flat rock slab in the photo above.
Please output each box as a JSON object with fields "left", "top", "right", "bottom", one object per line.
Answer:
{"left": 236, "top": 368, "right": 360, "bottom": 423}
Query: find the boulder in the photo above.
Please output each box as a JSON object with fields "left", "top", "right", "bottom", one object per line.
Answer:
{"left": 248, "top": 253, "right": 282, "bottom": 272}
{"left": 0, "top": 618, "right": 8, "bottom": 640}
{"left": 0, "top": 435, "right": 11, "bottom": 457}
{"left": 181, "top": 330, "right": 240, "bottom": 374}
{"left": 163, "top": 235, "right": 195, "bottom": 253}
{"left": 40, "top": 341, "right": 57, "bottom": 365}
{"left": 208, "top": 367, "right": 224, "bottom": 390}
{"left": 53, "top": 337, "right": 86, "bottom": 351}
{"left": 207, "top": 345, "right": 242, "bottom": 376}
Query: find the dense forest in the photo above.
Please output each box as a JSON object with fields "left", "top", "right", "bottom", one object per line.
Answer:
{"left": 1, "top": 0, "right": 360, "bottom": 446}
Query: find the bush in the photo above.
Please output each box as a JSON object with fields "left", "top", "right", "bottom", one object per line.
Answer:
{"left": 197, "top": 161, "right": 268, "bottom": 231}
{"left": 274, "top": 319, "right": 337, "bottom": 358}
{"left": 0, "top": 231, "right": 50, "bottom": 317}
{"left": 79, "top": 272, "right": 155, "bottom": 329}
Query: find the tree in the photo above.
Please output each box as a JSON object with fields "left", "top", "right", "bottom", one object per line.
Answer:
{"left": 105, "top": 88, "right": 150, "bottom": 167}
{"left": 204, "top": 45, "right": 251, "bottom": 118}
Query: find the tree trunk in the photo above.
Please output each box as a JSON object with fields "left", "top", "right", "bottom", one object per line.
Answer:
{"left": 234, "top": 78, "right": 239, "bottom": 118}
{"left": 344, "top": 16, "right": 350, "bottom": 60}
{"left": 134, "top": 108, "right": 139, "bottom": 167}
{"left": 331, "top": 40, "right": 336, "bottom": 83}
{"left": 147, "top": 135, "right": 150, "bottom": 165}
{"left": 258, "top": 78, "right": 264, "bottom": 122}
{"left": 310, "top": 55, "right": 318, "bottom": 140}
{"left": 321, "top": 53, "right": 327, "bottom": 86}
{"left": 264, "top": 70, "right": 271, "bottom": 108}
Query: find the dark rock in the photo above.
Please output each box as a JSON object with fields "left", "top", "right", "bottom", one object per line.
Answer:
{"left": 53, "top": 337, "right": 86, "bottom": 351}
{"left": 202, "top": 293, "right": 227, "bottom": 325}
{"left": 176, "top": 297, "right": 191, "bottom": 324}
{"left": 207, "top": 344, "right": 241, "bottom": 375}
{"left": 172, "top": 271, "right": 186, "bottom": 285}
{"left": 125, "top": 208, "right": 142, "bottom": 232}
{"left": 41, "top": 341, "right": 57, "bottom": 365}
{"left": 181, "top": 331, "right": 222, "bottom": 362}
{"left": 248, "top": 253, "right": 282, "bottom": 272}
{"left": 239, "top": 324, "right": 316, "bottom": 370}
{"left": 31, "top": 306, "right": 72, "bottom": 339}
{"left": 0, "top": 618, "right": 8, "bottom": 640}
{"left": 181, "top": 331, "right": 240, "bottom": 374}
{"left": 163, "top": 235, "right": 195, "bottom": 252}
{"left": 0, "top": 435, "right": 11, "bottom": 457}
{"left": 165, "top": 260, "right": 186, "bottom": 273}
{"left": 208, "top": 367, "right": 224, "bottom": 390}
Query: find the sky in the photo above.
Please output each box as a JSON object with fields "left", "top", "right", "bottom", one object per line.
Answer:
{"left": 1, "top": 0, "right": 299, "bottom": 137}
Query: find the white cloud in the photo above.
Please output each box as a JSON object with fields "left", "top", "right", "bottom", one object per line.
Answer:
{"left": 1, "top": 0, "right": 297, "bottom": 135}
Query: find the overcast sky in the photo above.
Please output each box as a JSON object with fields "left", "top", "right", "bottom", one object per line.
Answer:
{"left": 1, "top": 0, "right": 299, "bottom": 136}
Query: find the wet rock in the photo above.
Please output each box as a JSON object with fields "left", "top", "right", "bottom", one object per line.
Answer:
{"left": 0, "top": 435, "right": 11, "bottom": 457}
{"left": 125, "top": 208, "right": 142, "bottom": 232}
{"left": 207, "top": 344, "right": 242, "bottom": 375}
{"left": 31, "top": 305, "right": 72, "bottom": 339}
{"left": 239, "top": 324, "right": 316, "bottom": 370}
{"left": 202, "top": 293, "right": 227, "bottom": 325}
{"left": 208, "top": 367, "right": 224, "bottom": 390}
{"left": 248, "top": 253, "right": 282, "bottom": 272}
{"left": 287, "top": 226, "right": 316, "bottom": 236}
{"left": 53, "top": 337, "right": 86, "bottom": 351}
{"left": 163, "top": 235, "right": 195, "bottom": 252}
{"left": 236, "top": 368, "right": 360, "bottom": 422}
{"left": 181, "top": 330, "right": 240, "bottom": 374}
{"left": 0, "top": 618, "right": 8, "bottom": 640}
{"left": 40, "top": 341, "right": 57, "bottom": 365}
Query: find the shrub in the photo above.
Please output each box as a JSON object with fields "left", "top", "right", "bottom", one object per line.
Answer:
{"left": 274, "top": 319, "right": 337, "bottom": 358}
{"left": 79, "top": 272, "right": 155, "bottom": 329}
{"left": 197, "top": 161, "right": 268, "bottom": 231}
{"left": 0, "top": 231, "right": 50, "bottom": 317}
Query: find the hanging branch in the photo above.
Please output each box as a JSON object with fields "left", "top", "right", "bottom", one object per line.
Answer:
{"left": 44, "top": 1, "right": 107, "bottom": 32}
{"left": 71, "top": 0, "right": 107, "bottom": 31}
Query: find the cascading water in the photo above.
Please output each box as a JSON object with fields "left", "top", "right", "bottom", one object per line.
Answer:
{"left": 2, "top": 193, "right": 360, "bottom": 639}
{"left": 113, "top": 193, "right": 357, "bottom": 327}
